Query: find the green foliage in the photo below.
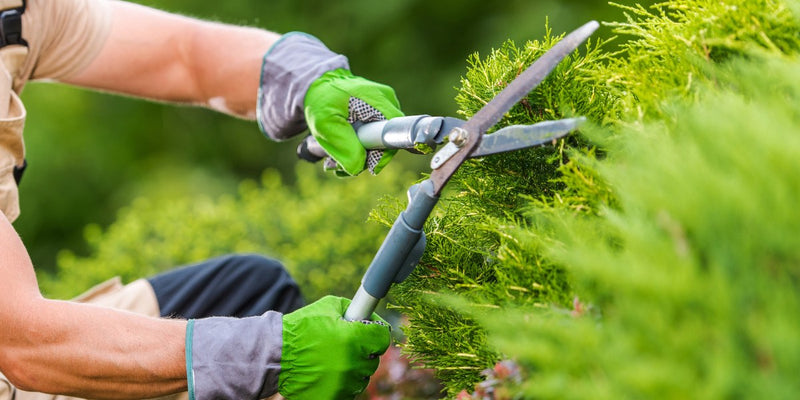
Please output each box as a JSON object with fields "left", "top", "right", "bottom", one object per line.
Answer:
{"left": 19, "top": 0, "right": 640, "bottom": 273}
{"left": 600, "top": 0, "right": 800, "bottom": 121}
{"left": 39, "top": 164, "right": 410, "bottom": 301}
{"left": 390, "top": 0, "right": 800, "bottom": 397}
{"left": 389, "top": 30, "right": 611, "bottom": 393}
{"left": 475, "top": 57, "right": 800, "bottom": 399}
{"left": 455, "top": 30, "right": 615, "bottom": 127}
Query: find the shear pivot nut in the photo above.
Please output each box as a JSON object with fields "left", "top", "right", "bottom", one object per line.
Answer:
{"left": 448, "top": 127, "right": 469, "bottom": 147}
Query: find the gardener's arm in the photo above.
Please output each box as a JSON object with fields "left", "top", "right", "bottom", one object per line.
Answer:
{"left": 0, "top": 1, "right": 392, "bottom": 397}
{"left": 63, "top": 0, "right": 278, "bottom": 119}
{"left": 0, "top": 206, "right": 390, "bottom": 399}
{"left": 0, "top": 213, "right": 188, "bottom": 398}
{"left": 61, "top": 0, "right": 403, "bottom": 176}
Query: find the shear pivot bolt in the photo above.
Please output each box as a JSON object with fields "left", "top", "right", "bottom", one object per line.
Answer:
{"left": 449, "top": 127, "right": 469, "bottom": 147}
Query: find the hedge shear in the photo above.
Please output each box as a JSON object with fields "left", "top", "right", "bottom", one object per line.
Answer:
{"left": 302, "top": 21, "right": 599, "bottom": 320}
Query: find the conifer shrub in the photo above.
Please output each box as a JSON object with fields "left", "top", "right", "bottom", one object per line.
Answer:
{"left": 464, "top": 56, "right": 800, "bottom": 399}
{"left": 40, "top": 164, "right": 410, "bottom": 302}
{"left": 389, "top": 0, "right": 800, "bottom": 397}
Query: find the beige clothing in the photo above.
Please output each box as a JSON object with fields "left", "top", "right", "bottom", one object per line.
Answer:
{"left": 0, "top": 0, "right": 112, "bottom": 221}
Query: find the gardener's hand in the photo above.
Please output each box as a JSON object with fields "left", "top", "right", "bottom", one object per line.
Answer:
{"left": 304, "top": 69, "right": 403, "bottom": 175}
{"left": 279, "top": 296, "right": 391, "bottom": 399}
{"left": 257, "top": 32, "right": 403, "bottom": 175}
{"left": 186, "top": 296, "right": 391, "bottom": 400}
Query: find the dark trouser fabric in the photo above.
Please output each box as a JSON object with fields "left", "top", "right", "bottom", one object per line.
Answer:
{"left": 148, "top": 254, "right": 304, "bottom": 319}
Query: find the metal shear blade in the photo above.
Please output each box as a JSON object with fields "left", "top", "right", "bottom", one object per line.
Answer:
{"left": 470, "top": 117, "right": 585, "bottom": 158}
{"left": 429, "top": 117, "right": 583, "bottom": 169}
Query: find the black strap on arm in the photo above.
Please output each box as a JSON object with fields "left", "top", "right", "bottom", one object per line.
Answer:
{"left": 13, "top": 159, "right": 25, "bottom": 184}
{"left": 0, "top": 0, "right": 25, "bottom": 47}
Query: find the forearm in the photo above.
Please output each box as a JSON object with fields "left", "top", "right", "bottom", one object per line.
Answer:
{"left": 184, "top": 21, "right": 279, "bottom": 119}
{"left": 0, "top": 213, "right": 186, "bottom": 399}
{"left": 64, "top": 1, "right": 279, "bottom": 120}
{"left": 7, "top": 304, "right": 186, "bottom": 398}
{"left": 1, "top": 298, "right": 187, "bottom": 399}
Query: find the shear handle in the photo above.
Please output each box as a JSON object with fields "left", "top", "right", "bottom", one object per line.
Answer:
{"left": 296, "top": 115, "right": 464, "bottom": 161}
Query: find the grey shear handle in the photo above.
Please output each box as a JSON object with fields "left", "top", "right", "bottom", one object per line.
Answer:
{"left": 357, "top": 115, "right": 451, "bottom": 150}
{"left": 297, "top": 136, "right": 326, "bottom": 162}
{"left": 297, "top": 115, "right": 462, "bottom": 160}
{"left": 345, "top": 180, "right": 439, "bottom": 321}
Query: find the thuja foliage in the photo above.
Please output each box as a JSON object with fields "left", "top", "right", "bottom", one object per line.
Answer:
{"left": 477, "top": 57, "right": 800, "bottom": 399}
{"left": 39, "top": 164, "right": 409, "bottom": 302}
{"left": 389, "top": 0, "right": 800, "bottom": 396}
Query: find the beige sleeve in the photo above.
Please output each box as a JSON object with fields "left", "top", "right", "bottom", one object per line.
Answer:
{"left": 18, "top": 0, "right": 113, "bottom": 88}
{"left": 0, "top": 0, "right": 112, "bottom": 221}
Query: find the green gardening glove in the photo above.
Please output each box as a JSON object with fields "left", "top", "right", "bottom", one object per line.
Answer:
{"left": 304, "top": 69, "right": 403, "bottom": 176}
{"left": 257, "top": 33, "right": 403, "bottom": 176}
{"left": 186, "top": 296, "right": 391, "bottom": 400}
{"left": 279, "top": 296, "right": 391, "bottom": 399}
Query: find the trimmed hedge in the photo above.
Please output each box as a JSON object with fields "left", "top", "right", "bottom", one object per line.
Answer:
{"left": 390, "top": 0, "right": 800, "bottom": 397}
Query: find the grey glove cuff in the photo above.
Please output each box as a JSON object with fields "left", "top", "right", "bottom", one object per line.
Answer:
{"left": 257, "top": 32, "right": 349, "bottom": 140}
{"left": 187, "top": 312, "right": 283, "bottom": 400}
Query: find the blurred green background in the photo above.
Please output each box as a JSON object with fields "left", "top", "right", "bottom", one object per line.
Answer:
{"left": 16, "top": 1, "right": 648, "bottom": 273}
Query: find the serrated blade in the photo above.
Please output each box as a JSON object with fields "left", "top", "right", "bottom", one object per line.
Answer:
{"left": 471, "top": 117, "right": 585, "bottom": 158}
